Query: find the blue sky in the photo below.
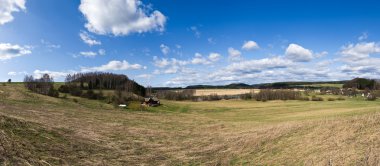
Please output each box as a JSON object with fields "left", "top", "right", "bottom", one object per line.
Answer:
{"left": 1, "top": 0, "right": 380, "bottom": 87}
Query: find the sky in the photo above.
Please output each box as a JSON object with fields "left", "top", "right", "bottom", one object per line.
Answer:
{"left": 1, "top": 0, "right": 380, "bottom": 87}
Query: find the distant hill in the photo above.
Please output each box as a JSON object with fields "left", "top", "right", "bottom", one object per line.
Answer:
{"left": 153, "top": 81, "right": 348, "bottom": 90}
{"left": 186, "top": 83, "right": 251, "bottom": 89}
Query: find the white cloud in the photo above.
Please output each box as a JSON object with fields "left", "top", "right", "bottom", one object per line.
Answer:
{"left": 208, "top": 52, "right": 221, "bottom": 62}
{"left": 98, "top": 49, "right": 106, "bottom": 55}
{"left": 33, "top": 70, "right": 74, "bottom": 79}
{"left": 160, "top": 44, "right": 170, "bottom": 55}
{"left": 0, "top": 43, "right": 31, "bottom": 60}
{"left": 358, "top": 32, "right": 368, "bottom": 41}
{"left": 153, "top": 56, "right": 171, "bottom": 68}
{"left": 77, "top": 49, "right": 105, "bottom": 58}
{"left": 81, "top": 60, "right": 145, "bottom": 72}
{"left": 191, "top": 53, "right": 211, "bottom": 65}
{"left": 136, "top": 74, "right": 152, "bottom": 79}
{"left": 242, "top": 40, "right": 259, "bottom": 50}
{"left": 41, "top": 40, "right": 61, "bottom": 49}
{"left": 79, "top": 31, "right": 101, "bottom": 46}
{"left": 208, "top": 37, "right": 215, "bottom": 44}
{"left": 225, "top": 57, "right": 293, "bottom": 74}
{"left": 79, "top": 51, "right": 97, "bottom": 58}
{"left": 228, "top": 47, "right": 242, "bottom": 61}
{"left": 189, "top": 26, "right": 201, "bottom": 38}
{"left": 285, "top": 43, "right": 313, "bottom": 62}
{"left": 340, "top": 42, "right": 380, "bottom": 61}
{"left": 315, "top": 51, "right": 328, "bottom": 58}
{"left": 0, "top": 0, "right": 26, "bottom": 25}
{"left": 7, "top": 71, "right": 16, "bottom": 76}
{"left": 7, "top": 71, "right": 27, "bottom": 76}
{"left": 79, "top": 0, "right": 166, "bottom": 36}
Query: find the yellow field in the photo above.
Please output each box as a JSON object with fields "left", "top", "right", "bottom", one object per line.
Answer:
{"left": 194, "top": 89, "right": 259, "bottom": 96}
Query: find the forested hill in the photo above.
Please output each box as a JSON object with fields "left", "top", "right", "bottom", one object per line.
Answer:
{"left": 181, "top": 81, "right": 347, "bottom": 89}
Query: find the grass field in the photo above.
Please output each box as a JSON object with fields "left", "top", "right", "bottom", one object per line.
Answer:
{"left": 194, "top": 89, "right": 259, "bottom": 96}
{"left": 1, "top": 83, "right": 380, "bottom": 165}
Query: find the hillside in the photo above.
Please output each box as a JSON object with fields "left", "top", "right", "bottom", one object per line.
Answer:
{"left": 2, "top": 84, "right": 380, "bottom": 165}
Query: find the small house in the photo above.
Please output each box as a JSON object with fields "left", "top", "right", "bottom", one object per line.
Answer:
{"left": 142, "top": 97, "right": 160, "bottom": 107}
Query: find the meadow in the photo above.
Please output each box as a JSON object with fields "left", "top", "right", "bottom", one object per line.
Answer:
{"left": 1, "top": 83, "right": 380, "bottom": 165}
{"left": 193, "top": 89, "right": 259, "bottom": 96}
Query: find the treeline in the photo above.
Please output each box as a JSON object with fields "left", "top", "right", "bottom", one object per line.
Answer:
{"left": 343, "top": 78, "right": 380, "bottom": 90}
{"left": 58, "top": 72, "right": 146, "bottom": 105}
{"left": 157, "top": 89, "right": 303, "bottom": 102}
{"left": 61, "top": 72, "right": 146, "bottom": 97}
{"left": 24, "top": 74, "right": 59, "bottom": 97}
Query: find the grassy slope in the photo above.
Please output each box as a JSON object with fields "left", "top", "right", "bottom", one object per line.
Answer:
{"left": 1, "top": 83, "right": 380, "bottom": 165}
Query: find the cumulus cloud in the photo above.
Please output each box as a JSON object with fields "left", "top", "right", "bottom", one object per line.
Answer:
{"left": 208, "top": 52, "right": 221, "bottom": 62}
{"left": 33, "top": 70, "right": 75, "bottom": 79}
{"left": 79, "top": 31, "right": 101, "bottom": 46}
{"left": 79, "top": 0, "right": 166, "bottom": 36}
{"left": 191, "top": 53, "right": 211, "bottom": 65}
{"left": 160, "top": 44, "right": 170, "bottom": 55}
{"left": 242, "top": 41, "right": 259, "bottom": 50}
{"left": 81, "top": 60, "right": 145, "bottom": 72}
{"left": 0, "top": 0, "right": 26, "bottom": 25}
{"left": 225, "top": 57, "right": 293, "bottom": 74}
{"left": 228, "top": 47, "right": 242, "bottom": 61}
{"left": 285, "top": 43, "right": 314, "bottom": 62}
{"left": 340, "top": 42, "right": 380, "bottom": 61}
{"left": 0, "top": 43, "right": 31, "bottom": 60}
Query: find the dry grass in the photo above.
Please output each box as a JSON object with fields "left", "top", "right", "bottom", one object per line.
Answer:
{"left": 1, "top": 84, "right": 380, "bottom": 165}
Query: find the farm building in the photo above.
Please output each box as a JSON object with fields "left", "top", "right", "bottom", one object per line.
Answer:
{"left": 142, "top": 97, "right": 160, "bottom": 107}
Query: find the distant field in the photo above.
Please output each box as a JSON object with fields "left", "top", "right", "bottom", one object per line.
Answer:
{"left": 1, "top": 84, "right": 380, "bottom": 165}
{"left": 194, "top": 89, "right": 259, "bottom": 96}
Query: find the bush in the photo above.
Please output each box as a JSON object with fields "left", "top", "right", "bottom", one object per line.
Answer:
{"left": 327, "top": 98, "right": 336, "bottom": 101}
{"left": 58, "top": 85, "right": 70, "bottom": 93}
{"left": 254, "top": 89, "right": 301, "bottom": 101}
{"left": 68, "top": 85, "right": 83, "bottom": 96}
{"left": 298, "top": 97, "right": 310, "bottom": 101}
{"left": 337, "top": 96, "right": 346, "bottom": 100}
{"left": 73, "top": 98, "right": 78, "bottom": 103}
{"left": 48, "top": 88, "right": 59, "bottom": 98}
{"left": 2, "top": 83, "right": 6, "bottom": 86}
{"left": 311, "top": 96, "right": 324, "bottom": 101}
{"left": 82, "top": 90, "right": 105, "bottom": 100}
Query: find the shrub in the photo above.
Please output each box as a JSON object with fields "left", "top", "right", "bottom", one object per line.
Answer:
{"left": 2, "top": 83, "right": 6, "bottom": 86}
{"left": 298, "top": 96, "right": 310, "bottom": 101}
{"left": 327, "top": 98, "right": 336, "bottom": 101}
{"left": 82, "top": 90, "right": 105, "bottom": 100}
{"left": 254, "top": 89, "right": 301, "bottom": 101}
{"left": 68, "top": 85, "right": 82, "bottom": 96}
{"left": 311, "top": 96, "right": 324, "bottom": 101}
{"left": 58, "top": 85, "right": 70, "bottom": 93}
{"left": 48, "top": 88, "right": 60, "bottom": 98}
{"left": 73, "top": 98, "right": 78, "bottom": 103}
{"left": 337, "top": 96, "right": 346, "bottom": 100}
